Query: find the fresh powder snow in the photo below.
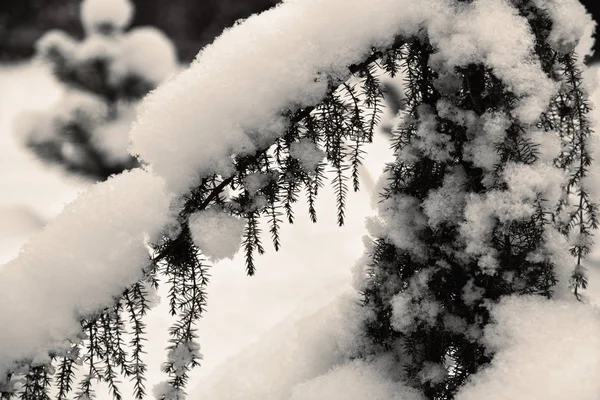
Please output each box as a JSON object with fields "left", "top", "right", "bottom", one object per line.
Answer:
{"left": 0, "top": 0, "right": 598, "bottom": 398}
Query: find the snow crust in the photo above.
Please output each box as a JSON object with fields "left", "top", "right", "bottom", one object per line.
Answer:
{"left": 0, "top": 169, "right": 173, "bottom": 375}
{"left": 189, "top": 208, "right": 246, "bottom": 262}
{"left": 457, "top": 296, "right": 600, "bottom": 400}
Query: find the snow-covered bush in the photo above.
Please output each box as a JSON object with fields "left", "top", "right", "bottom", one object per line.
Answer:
{"left": 0, "top": 0, "right": 598, "bottom": 399}
{"left": 15, "top": 0, "right": 178, "bottom": 180}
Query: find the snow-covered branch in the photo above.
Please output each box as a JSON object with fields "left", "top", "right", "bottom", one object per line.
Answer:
{"left": 1, "top": 0, "right": 599, "bottom": 399}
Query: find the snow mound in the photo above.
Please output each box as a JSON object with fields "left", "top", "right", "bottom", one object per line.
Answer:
{"left": 457, "top": 296, "right": 600, "bottom": 400}
{"left": 289, "top": 360, "right": 424, "bottom": 400}
{"left": 192, "top": 294, "right": 370, "bottom": 400}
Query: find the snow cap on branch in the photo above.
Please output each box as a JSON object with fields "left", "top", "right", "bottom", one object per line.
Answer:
{"left": 131, "top": 0, "right": 558, "bottom": 196}
{"left": 427, "top": 0, "right": 558, "bottom": 124}
{"left": 129, "top": 0, "right": 442, "bottom": 194}
{"left": 0, "top": 169, "right": 173, "bottom": 376}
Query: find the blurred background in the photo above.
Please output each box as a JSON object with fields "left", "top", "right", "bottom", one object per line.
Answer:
{"left": 0, "top": 0, "right": 280, "bottom": 62}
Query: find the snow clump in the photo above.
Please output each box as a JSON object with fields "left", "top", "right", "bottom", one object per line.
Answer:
{"left": 189, "top": 208, "right": 246, "bottom": 262}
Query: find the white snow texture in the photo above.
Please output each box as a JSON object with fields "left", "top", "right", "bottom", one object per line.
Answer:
{"left": 0, "top": 0, "right": 597, "bottom": 397}
{"left": 0, "top": 169, "right": 173, "bottom": 375}
{"left": 189, "top": 208, "right": 246, "bottom": 262}
{"left": 457, "top": 296, "right": 600, "bottom": 400}
{"left": 131, "top": 0, "right": 581, "bottom": 193}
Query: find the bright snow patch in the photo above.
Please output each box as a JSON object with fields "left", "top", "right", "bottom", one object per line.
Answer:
{"left": 114, "top": 27, "right": 178, "bottom": 86}
{"left": 289, "top": 359, "right": 424, "bottom": 400}
{"left": 0, "top": 169, "right": 173, "bottom": 375}
{"left": 457, "top": 296, "right": 600, "bottom": 400}
{"left": 189, "top": 208, "right": 246, "bottom": 262}
{"left": 192, "top": 294, "right": 370, "bottom": 400}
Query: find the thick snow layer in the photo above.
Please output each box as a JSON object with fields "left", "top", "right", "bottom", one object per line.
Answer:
{"left": 189, "top": 207, "right": 246, "bottom": 261}
{"left": 457, "top": 296, "right": 600, "bottom": 400}
{"left": 0, "top": 0, "right": 596, "bottom": 395}
{"left": 428, "top": 0, "right": 558, "bottom": 123}
{"left": 131, "top": 0, "right": 559, "bottom": 194}
{"left": 0, "top": 58, "right": 392, "bottom": 394}
{"left": 0, "top": 169, "right": 173, "bottom": 376}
